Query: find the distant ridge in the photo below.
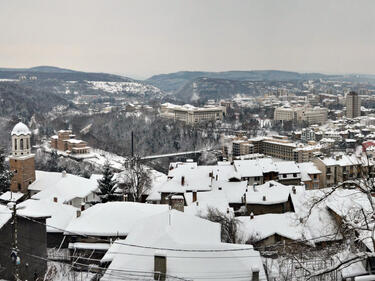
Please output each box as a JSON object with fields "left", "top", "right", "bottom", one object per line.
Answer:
{"left": 0, "top": 66, "right": 132, "bottom": 82}
{"left": 146, "top": 70, "right": 334, "bottom": 93}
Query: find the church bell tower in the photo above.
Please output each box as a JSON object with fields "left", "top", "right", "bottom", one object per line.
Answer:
{"left": 9, "top": 122, "right": 36, "bottom": 193}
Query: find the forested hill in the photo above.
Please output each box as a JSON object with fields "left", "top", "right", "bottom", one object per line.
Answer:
{"left": 146, "top": 70, "right": 331, "bottom": 93}
{"left": 0, "top": 82, "right": 71, "bottom": 120}
{"left": 0, "top": 66, "right": 132, "bottom": 82}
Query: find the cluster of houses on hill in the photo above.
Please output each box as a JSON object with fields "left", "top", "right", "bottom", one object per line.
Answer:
{"left": 2, "top": 122, "right": 375, "bottom": 280}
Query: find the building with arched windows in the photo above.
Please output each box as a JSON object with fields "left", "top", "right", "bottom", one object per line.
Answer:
{"left": 9, "top": 122, "right": 36, "bottom": 193}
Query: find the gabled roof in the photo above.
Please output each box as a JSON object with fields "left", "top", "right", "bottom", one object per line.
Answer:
{"left": 64, "top": 202, "right": 169, "bottom": 236}
{"left": 101, "top": 210, "right": 266, "bottom": 281}
{"left": 30, "top": 171, "right": 98, "bottom": 203}
{"left": 233, "top": 160, "right": 263, "bottom": 178}
{"left": 238, "top": 212, "right": 306, "bottom": 242}
{"left": 275, "top": 161, "right": 300, "bottom": 174}
{"left": 18, "top": 199, "right": 77, "bottom": 233}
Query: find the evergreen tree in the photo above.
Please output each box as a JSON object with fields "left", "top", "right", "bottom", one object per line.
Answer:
{"left": 0, "top": 147, "right": 13, "bottom": 194}
{"left": 97, "top": 161, "right": 118, "bottom": 203}
{"left": 47, "top": 150, "right": 60, "bottom": 172}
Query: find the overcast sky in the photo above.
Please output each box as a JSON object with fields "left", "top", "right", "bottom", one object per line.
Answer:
{"left": 0, "top": 0, "right": 374, "bottom": 79}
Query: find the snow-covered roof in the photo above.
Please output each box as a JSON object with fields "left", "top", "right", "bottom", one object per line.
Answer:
{"left": 160, "top": 165, "right": 221, "bottom": 193}
{"left": 275, "top": 161, "right": 300, "bottom": 174}
{"left": 18, "top": 199, "right": 77, "bottom": 233}
{"left": 0, "top": 204, "right": 12, "bottom": 229}
{"left": 11, "top": 122, "right": 31, "bottom": 136}
{"left": 246, "top": 181, "right": 292, "bottom": 205}
{"left": 238, "top": 212, "right": 306, "bottom": 242}
{"left": 291, "top": 188, "right": 343, "bottom": 244}
{"left": 319, "top": 153, "right": 374, "bottom": 167}
{"left": 0, "top": 191, "right": 25, "bottom": 203}
{"left": 30, "top": 170, "right": 98, "bottom": 203}
{"left": 101, "top": 210, "right": 266, "bottom": 281}
{"left": 184, "top": 190, "right": 231, "bottom": 216}
{"left": 69, "top": 242, "right": 110, "bottom": 251}
{"left": 233, "top": 160, "right": 263, "bottom": 178}
{"left": 297, "top": 162, "right": 321, "bottom": 182}
{"left": 64, "top": 202, "right": 169, "bottom": 236}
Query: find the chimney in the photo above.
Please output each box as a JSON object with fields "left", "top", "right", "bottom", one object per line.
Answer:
{"left": 226, "top": 208, "right": 230, "bottom": 214}
{"left": 62, "top": 170, "right": 67, "bottom": 177}
{"left": 262, "top": 195, "right": 266, "bottom": 201}
{"left": 76, "top": 210, "right": 81, "bottom": 218}
{"left": 154, "top": 253, "right": 167, "bottom": 281}
{"left": 269, "top": 182, "right": 273, "bottom": 187}
{"left": 209, "top": 172, "right": 213, "bottom": 178}
{"left": 216, "top": 174, "right": 218, "bottom": 181}
{"left": 192, "top": 190, "right": 197, "bottom": 203}
{"left": 196, "top": 201, "right": 199, "bottom": 206}
{"left": 250, "top": 212, "right": 254, "bottom": 219}
{"left": 292, "top": 186, "right": 296, "bottom": 194}
{"left": 252, "top": 266, "right": 260, "bottom": 281}
{"left": 81, "top": 204, "right": 85, "bottom": 211}
{"left": 53, "top": 197, "right": 58, "bottom": 203}
{"left": 181, "top": 176, "right": 185, "bottom": 186}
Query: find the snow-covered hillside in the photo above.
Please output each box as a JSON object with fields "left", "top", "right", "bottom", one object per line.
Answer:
{"left": 87, "top": 81, "right": 164, "bottom": 97}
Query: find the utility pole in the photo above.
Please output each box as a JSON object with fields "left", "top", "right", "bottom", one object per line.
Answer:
{"left": 9, "top": 202, "right": 20, "bottom": 280}
{"left": 131, "top": 131, "right": 134, "bottom": 158}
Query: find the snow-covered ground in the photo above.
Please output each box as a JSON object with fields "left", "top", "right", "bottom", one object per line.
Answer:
{"left": 87, "top": 81, "right": 164, "bottom": 97}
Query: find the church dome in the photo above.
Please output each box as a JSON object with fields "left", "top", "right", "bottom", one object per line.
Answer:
{"left": 11, "top": 122, "right": 31, "bottom": 136}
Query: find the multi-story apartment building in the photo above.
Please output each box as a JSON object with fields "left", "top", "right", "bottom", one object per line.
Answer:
{"left": 313, "top": 154, "right": 374, "bottom": 188}
{"left": 223, "top": 135, "right": 321, "bottom": 162}
{"left": 303, "top": 107, "right": 328, "bottom": 124}
{"left": 274, "top": 105, "right": 328, "bottom": 125}
{"left": 274, "top": 106, "right": 295, "bottom": 121}
{"left": 301, "top": 128, "right": 316, "bottom": 142}
{"left": 160, "top": 103, "right": 225, "bottom": 124}
{"left": 232, "top": 140, "right": 254, "bottom": 157}
{"left": 346, "top": 91, "right": 361, "bottom": 118}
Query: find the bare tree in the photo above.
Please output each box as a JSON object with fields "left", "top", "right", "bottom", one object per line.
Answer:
{"left": 297, "top": 150, "right": 375, "bottom": 280}
{"left": 201, "top": 207, "right": 240, "bottom": 243}
{"left": 118, "top": 156, "right": 152, "bottom": 202}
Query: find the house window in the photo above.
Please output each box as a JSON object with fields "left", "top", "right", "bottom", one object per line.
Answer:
{"left": 17, "top": 183, "right": 21, "bottom": 191}
{"left": 293, "top": 173, "right": 297, "bottom": 178}
{"left": 283, "top": 174, "right": 287, "bottom": 178}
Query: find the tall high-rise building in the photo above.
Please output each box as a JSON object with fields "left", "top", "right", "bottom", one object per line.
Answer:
{"left": 9, "top": 122, "right": 36, "bottom": 193}
{"left": 346, "top": 91, "right": 361, "bottom": 118}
